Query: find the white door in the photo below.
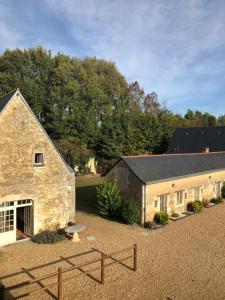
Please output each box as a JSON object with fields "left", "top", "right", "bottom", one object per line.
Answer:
{"left": 160, "top": 194, "right": 168, "bottom": 212}
{"left": 0, "top": 203, "right": 16, "bottom": 246}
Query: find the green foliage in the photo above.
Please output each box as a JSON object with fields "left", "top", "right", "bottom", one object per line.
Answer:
{"left": 202, "top": 199, "right": 210, "bottom": 207}
{"left": 210, "top": 197, "right": 223, "bottom": 204}
{"left": 32, "top": 230, "right": 65, "bottom": 244}
{"left": 121, "top": 199, "right": 140, "bottom": 224}
{"left": 221, "top": 184, "right": 225, "bottom": 198}
{"left": 96, "top": 181, "right": 121, "bottom": 217}
{"left": 1, "top": 47, "right": 225, "bottom": 164}
{"left": 171, "top": 212, "right": 180, "bottom": 218}
{"left": 187, "top": 200, "right": 204, "bottom": 212}
{"left": 154, "top": 212, "right": 169, "bottom": 225}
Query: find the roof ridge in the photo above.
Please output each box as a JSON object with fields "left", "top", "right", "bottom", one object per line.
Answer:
{"left": 122, "top": 151, "right": 225, "bottom": 159}
{"left": 175, "top": 125, "right": 225, "bottom": 129}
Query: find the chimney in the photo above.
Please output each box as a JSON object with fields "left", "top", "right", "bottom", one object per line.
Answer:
{"left": 202, "top": 147, "right": 209, "bottom": 153}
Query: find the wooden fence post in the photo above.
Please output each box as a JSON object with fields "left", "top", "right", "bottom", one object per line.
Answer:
{"left": 133, "top": 244, "right": 137, "bottom": 271}
{"left": 0, "top": 284, "right": 4, "bottom": 300}
{"left": 101, "top": 254, "right": 105, "bottom": 284}
{"left": 58, "top": 267, "right": 63, "bottom": 300}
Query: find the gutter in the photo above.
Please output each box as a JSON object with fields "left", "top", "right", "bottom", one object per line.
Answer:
{"left": 145, "top": 168, "right": 225, "bottom": 185}
{"left": 142, "top": 184, "right": 147, "bottom": 225}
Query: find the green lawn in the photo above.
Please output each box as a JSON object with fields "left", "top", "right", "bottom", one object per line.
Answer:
{"left": 76, "top": 175, "right": 103, "bottom": 214}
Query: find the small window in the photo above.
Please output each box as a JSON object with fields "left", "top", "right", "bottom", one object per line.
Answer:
{"left": 154, "top": 200, "right": 158, "bottom": 208}
{"left": 176, "top": 191, "right": 183, "bottom": 205}
{"left": 35, "top": 153, "right": 44, "bottom": 165}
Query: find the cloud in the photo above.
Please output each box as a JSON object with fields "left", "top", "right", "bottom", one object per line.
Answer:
{"left": 1, "top": 0, "right": 225, "bottom": 114}
{"left": 43, "top": 0, "right": 225, "bottom": 113}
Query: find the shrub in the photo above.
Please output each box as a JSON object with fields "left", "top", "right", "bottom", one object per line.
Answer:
{"left": 32, "top": 230, "right": 65, "bottom": 244}
{"left": 154, "top": 212, "right": 169, "bottom": 225}
{"left": 171, "top": 212, "right": 180, "bottom": 218}
{"left": 210, "top": 197, "right": 223, "bottom": 204}
{"left": 221, "top": 184, "right": 225, "bottom": 199}
{"left": 210, "top": 198, "right": 217, "bottom": 204}
{"left": 144, "top": 221, "right": 152, "bottom": 228}
{"left": 121, "top": 199, "right": 140, "bottom": 224}
{"left": 96, "top": 181, "right": 122, "bottom": 217}
{"left": 144, "top": 221, "right": 158, "bottom": 229}
{"left": 187, "top": 200, "right": 204, "bottom": 212}
{"left": 202, "top": 199, "right": 210, "bottom": 207}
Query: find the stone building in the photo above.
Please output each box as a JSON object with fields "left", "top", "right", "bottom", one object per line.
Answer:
{"left": 105, "top": 152, "right": 225, "bottom": 224}
{"left": 167, "top": 126, "right": 225, "bottom": 153}
{"left": 0, "top": 89, "right": 75, "bottom": 246}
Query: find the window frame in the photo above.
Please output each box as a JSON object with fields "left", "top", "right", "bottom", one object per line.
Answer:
{"left": 175, "top": 190, "right": 184, "bottom": 206}
{"left": 34, "top": 153, "right": 44, "bottom": 166}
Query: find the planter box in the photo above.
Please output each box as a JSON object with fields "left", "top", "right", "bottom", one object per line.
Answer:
{"left": 170, "top": 213, "right": 187, "bottom": 221}
{"left": 205, "top": 203, "right": 216, "bottom": 208}
{"left": 183, "top": 211, "right": 195, "bottom": 216}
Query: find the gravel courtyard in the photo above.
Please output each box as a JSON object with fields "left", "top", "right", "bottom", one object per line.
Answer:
{"left": 1, "top": 201, "right": 225, "bottom": 300}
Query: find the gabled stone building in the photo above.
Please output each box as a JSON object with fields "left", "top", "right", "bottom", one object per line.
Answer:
{"left": 0, "top": 89, "right": 75, "bottom": 246}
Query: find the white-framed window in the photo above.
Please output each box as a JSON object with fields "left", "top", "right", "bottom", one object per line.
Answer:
{"left": 35, "top": 153, "right": 44, "bottom": 165}
{"left": 158, "top": 194, "right": 168, "bottom": 212}
{"left": 194, "top": 186, "right": 201, "bottom": 200}
{"left": 176, "top": 191, "right": 184, "bottom": 205}
{"left": 215, "top": 181, "right": 222, "bottom": 197}
{"left": 0, "top": 209, "right": 14, "bottom": 233}
{"left": 154, "top": 200, "right": 158, "bottom": 208}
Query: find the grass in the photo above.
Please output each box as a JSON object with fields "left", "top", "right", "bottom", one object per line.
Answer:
{"left": 76, "top": 175, "right": 103, "bottom": 214}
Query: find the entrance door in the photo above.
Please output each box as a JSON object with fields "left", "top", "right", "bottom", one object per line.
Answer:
{"left": 16, "top": 204, "right": 33, "bottom": 239}
{"left": 160, "top": 194, "right": 168, "bottom": 212}
{"left": 24, "top": 206, "right": 33, "bottom": 236}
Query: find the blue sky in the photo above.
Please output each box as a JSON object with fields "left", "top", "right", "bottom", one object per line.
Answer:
{"left": 0, "top": 0, "right": 225, "bottom": 116}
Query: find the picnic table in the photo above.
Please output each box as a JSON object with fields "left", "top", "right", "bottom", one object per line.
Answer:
{"left": 65, "top": 224, "right": 86, "bottom": 242}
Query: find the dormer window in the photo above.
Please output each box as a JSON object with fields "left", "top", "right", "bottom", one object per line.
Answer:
{"left": 35, "top": 153, "right": 44, "bottom": 165}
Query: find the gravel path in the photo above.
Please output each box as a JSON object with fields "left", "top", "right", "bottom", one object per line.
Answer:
{"left": 1, "top": 204, "right": 225, "bottom": 300}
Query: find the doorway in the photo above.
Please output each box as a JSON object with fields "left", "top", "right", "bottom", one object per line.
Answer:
{"left": 16, "top": 204, "right": 33, "bottom": 240}
{"left": 160, "top": 194, "right": 168, "bottom": 212}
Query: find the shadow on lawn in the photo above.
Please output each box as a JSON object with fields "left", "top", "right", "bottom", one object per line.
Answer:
{"left": 76, "top": 183, "right": 102, "bottom": 215}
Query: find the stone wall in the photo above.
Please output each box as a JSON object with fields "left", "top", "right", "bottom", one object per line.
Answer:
{"left": 146, "top": 170, "right": 225, "bottom": 221}
{"left": 0, "top": 92, "right": 75, "bottom": 234}
{"left": 106, "top": 160, "right": 144, "bottom": 222}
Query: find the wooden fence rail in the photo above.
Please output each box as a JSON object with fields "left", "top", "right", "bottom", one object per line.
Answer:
{"left": 1, "top": 244, "right": 137, "bottom": 300}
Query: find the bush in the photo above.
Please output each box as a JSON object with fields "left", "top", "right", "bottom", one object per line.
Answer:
{"left": 154, "top": 212, "right": 169, "bottom": 225}
{"left": 121, "top": 199, "right": 140, "bottom": 224}
{"left": 96, "top": 181, "right": 122, "bottom": 217}
{"left": 202, "top": 199, "right": 210, "bottom": 207}
{"left": 171, "top": 212, "right": 180, "bottom": 218}
{"left": 210, "top": 197, "right": 223, "bottom": 204}
{"left": 221, "top": 184, "right": 225, "bottom": 199}
{"left": 187, "top": 200, "right": 204, "bottom": 212}
{"left": 32, "top": 230, "right": 65, "bottom": 244}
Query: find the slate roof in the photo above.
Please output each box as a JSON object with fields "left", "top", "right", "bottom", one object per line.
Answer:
{"left": 120, "top": 152, "right": 225, "bottom": 184}
{"left": 167, "top": 126, "right": 225, "bottom": 153}
{"left": 0, "top": 89, "right": 17, "bottom": 112}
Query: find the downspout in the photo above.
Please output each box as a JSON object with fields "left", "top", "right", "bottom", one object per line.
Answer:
{"left": 142, "top": 184, "right": 147, "bottom": 225}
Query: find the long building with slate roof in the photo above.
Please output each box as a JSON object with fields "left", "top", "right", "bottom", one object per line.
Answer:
{"left": 167, "top": 126, "right": 225, "bottom": 153}
{"left": 105, "top": 152, "right": 225, "bottom": 224}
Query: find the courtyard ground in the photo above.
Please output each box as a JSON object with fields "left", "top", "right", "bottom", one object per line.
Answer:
{"left": 1, "top": 175, "right": 225, "bottom": 300}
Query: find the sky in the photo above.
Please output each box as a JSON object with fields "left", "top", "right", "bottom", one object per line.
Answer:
{"left": 0, "top": 0, "right": 225, "bottom": 116}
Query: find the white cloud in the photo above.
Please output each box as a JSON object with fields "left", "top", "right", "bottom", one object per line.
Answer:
{"left": 44, "top": 0, "right": 225, "bottom": 112}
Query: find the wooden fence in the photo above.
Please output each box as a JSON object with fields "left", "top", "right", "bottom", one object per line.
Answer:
{"left": 1, "top": 244, "right": 137, "bottom": 300}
